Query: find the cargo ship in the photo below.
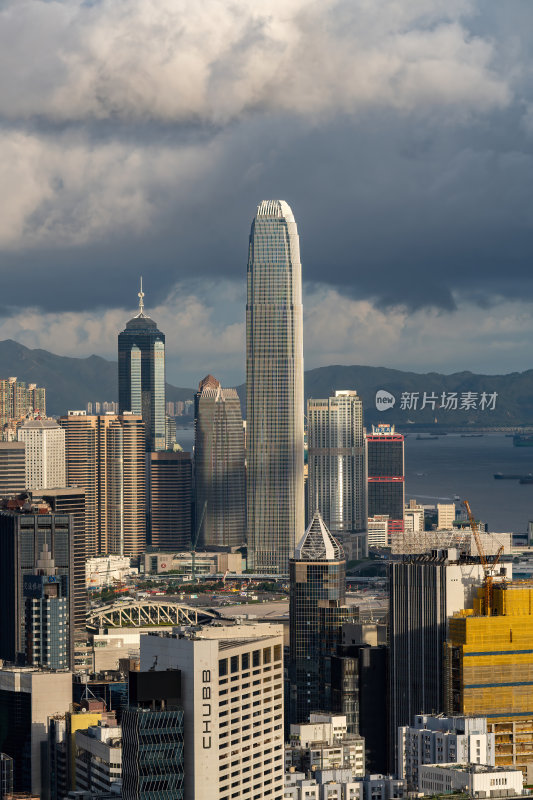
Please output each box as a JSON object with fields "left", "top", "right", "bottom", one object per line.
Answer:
{"left": 513, "top": 434, "right": 533, "bottom": 447}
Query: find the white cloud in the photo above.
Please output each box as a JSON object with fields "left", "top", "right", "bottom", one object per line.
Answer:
{"left": 0, "top": 0, "right": 509, "bottom": 124}
{"left": 1, "top": 282, "right": 532, "bottom": 386}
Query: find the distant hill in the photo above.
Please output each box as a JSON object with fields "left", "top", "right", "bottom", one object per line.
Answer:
{"left": 1, "top": 340, "right": 531, "bottom": 426}
{"left": 0, "top": 340, "right": 194, "bottom": 416}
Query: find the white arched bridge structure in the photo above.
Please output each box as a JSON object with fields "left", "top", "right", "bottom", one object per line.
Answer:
{"left": 87, "top": 600, "right": 219, "bottom": 629}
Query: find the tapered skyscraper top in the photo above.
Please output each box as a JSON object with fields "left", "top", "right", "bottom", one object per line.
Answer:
{"left": 246, "top": 199, "right": 305, "bottom": 573}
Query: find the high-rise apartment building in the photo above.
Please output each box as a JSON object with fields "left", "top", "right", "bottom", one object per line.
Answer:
{"left": 289, "top": 510, "right": 357, "bottom": 725}
{"left": 60, "top": 412, "right": 145, "bottom": 558}
{"left": 140, "top": 621, "right": 285, "bottom": 800}
{"left": 437, "top": 503, "right": 456, "bottom": 530}
{"left": 0, "top": 496, "right": 77, "bottom": 667}
{"left": 122, "top": 670, "right": 184, "bottom": 800}
{"left": 445, "top": 582, "right": 533, "bottom": 776}
{"left": 17, "top": 418, "right": 66, "bottom": 490}
{"left": 118, "top": 282, "right": 166, "bottom": 452}
{"left": 308, "top": 391, "right": 366, "bottom": 560}
{"left": 194, "top": 374, "right": 245, "bottom": 549}
{"left": 23, "top": 543, "right": 69, "bottom": 669}
{"left": 149, "top": 450, "right": 192, "bottom": 550}
{"left": 389, "top": 550, "right": 488, "bottom": 771}
{"left": 246, "top": 200, "right": 305, "bottom": 573}
{"left": 0, "top": 442, "right": 25, "bottom": 495}
{"left": 0, "top": 377, "right": 46, "bottom": 430}
{"left": 366, "top": 424, "right": 404, "bottom": 542}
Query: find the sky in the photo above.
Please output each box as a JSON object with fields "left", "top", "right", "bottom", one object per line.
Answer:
{"left": 1, "top": 0, "right": 533, "bottom": 388}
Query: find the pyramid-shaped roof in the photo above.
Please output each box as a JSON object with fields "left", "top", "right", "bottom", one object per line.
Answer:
{"left": 293, "top": 510, "right": 344, "bottom": 561}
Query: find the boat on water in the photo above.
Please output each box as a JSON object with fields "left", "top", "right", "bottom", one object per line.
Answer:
{"left": 513, "top": 434, "right": 533, "bottom": 447}
{"left": 416, "top": 435, "right": 438, "bottom": 441}
{"left": 461, "top": 434, "right": 483, "bottom": 438}
{"left": 494, "top": 473, "right": 526, "bottom": 480}
{"left": 454, "top": 495, "right": 460, "bottom": 501}
{"left": 520, "top": 475, "right": 533, "bottom": 484}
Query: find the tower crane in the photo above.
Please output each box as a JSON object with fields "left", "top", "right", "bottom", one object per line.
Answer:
{"left": 463, "top": 500, "right": 504, "bottom": 615}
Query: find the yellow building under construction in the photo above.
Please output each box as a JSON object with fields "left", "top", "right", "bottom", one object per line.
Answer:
{"left": 445, "top": 582, "right": 533, "bottom": 777}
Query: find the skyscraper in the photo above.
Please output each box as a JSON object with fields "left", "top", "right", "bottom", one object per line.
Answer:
{"left": 118, "top": 280, "right": 166, "bottom": 452}
{"left": 194, "top": 375, "right": 245, "bottom": 549}
{"left": 366, "top": 423, "right": 405, "bottom": 543}
{"left": 0, "top": 442, "right": 25, "bottom": 495}
{"left": 246, "top": 200, "right": 305, "bottom": 573}
{"left": 17, "top": 418, "right": 66, "bottom": 491}
{"left": 149, "top": 451, "right": 192, "bottom": 550}
{"left": 60, "top": 412, "right": 145, "bottom": 558}
{"left": 23, "top": 543, "right": 69, "bottom": 670}
{"left": 289, "top": 510, "right": 354, "bottom": 724}
{"left": 308, "top": 390, "right": 367, "bottom": 560}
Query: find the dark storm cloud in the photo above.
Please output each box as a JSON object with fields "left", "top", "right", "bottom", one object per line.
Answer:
{"left": 0, "top": 0, "right": 532, "bottom": 316}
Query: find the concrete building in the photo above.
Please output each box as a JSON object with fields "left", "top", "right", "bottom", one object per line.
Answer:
{"left": 194, "top": 375, "right": 246, "bottom": 549}
{"left": 389, "top": 550, "right": 491, "bottom": 770}
{"left": 60, "top": 411, "right": 145, "bottom": 558}
{"left": 24, "top": 544, "right": 69, "bottom": 669}
{"left": 287, "top": 713, "right": 365, "bottom": 776}
{"left": 398, "top": 715, "right": 494, "bottom": 790}
{"left": 284, "top": 771, "right": 405, "bottom": 800}
{"left": 418, "top": 763, "right": 523, "bottom": 798}
{"left": 118, "top": 281, "right": 166, "bottom": 452}
{"left": 308, "top": 391, "right": 366, "bottom": 560}
{"left": 403, "top": 500, "right": 424, "bottom": 534}
{"left": 0, "top": 378, "right": 45, "bottom": 430}
{"left": 445, "top": 582, "right": 533, "bottom": 778}
{"left": 367, "top": 516, "right": 389, "bottom": 549}
{"left": 366, "top": 424, "right": 404, "bottom": 542}
{"left": 0, "top": 667, "right": 72, "bottom": 796}
{"left": 437, "top": 503, "right": 456, "bottom": 530}
{"left": 75, "top": 720, "right": 122, "bottom": 795}
{"left": 0, "top": 441, "right": 25, "bottom": 495}
{"left": 246, "top": 200, "right": 305, "bottom": 574}
{"left": 142, "top": 549, "right": 242, "bottom": 576}
{"left": 86, "top": 555, "right": 136, "bottom": 589}
{"left": 140, "top": 620, "right": 285, "bottom": 800}
{"left": 149, "top": 450, "right": 192, "bottom": 550}
{"left": 17, "top": 418, "right": 66, "bottom": 491}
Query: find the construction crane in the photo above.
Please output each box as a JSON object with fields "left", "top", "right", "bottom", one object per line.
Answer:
{"left": 463, "top": 500, "right": 505, "bottom": 615}
{"left": 191, "top": 501, "right": 207, "bottom": 585}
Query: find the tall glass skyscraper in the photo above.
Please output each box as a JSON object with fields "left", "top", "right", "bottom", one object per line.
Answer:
{"left": 246, "top": 200, "right": 305, "bottom": 573}
{"left": 118, "top": 281, "right": 166, "bottom": 451}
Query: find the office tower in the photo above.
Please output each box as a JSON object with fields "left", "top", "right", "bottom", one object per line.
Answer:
{"left": 0, "top": 441, "right": 25, "bottom": 495}
{"left": 17, "top": 417, "right": 66, "bottom": 490}
{"left": 367, "top": 515, "right": 389, "bottom": 548}
{"left": 0, "top": 754, "right": 13, "bottom": 800}
{"left": 323, "top": 622, "right": 388, "bottom": 773}
{"left": 246, "top": 199, "right": 305, "bottom": 573}
{"left": 118, "top": 281, "right": 166, "bottom": 452}
{"left": 389, "top": 550, "right": 488, "bottom": 771}
{"left": 122, "top": 671, "right": 184, "bottom": 800}
{"left": 194, "top": 374, "right": 246, "bottom": 548}
{"left": 0, "top": 377, "right": 46, "bottom": 430}
{"left": 398, "top": 715, "right": 494, "bottom": 790}
{"left": 140, "top": 621, "right": 285, "bottom": 800}
{"left": 23, "top": 543, "right": 69, "bottom": 669}
{"left": 36, "top": 487, "right": 86, "bottom": 631}
{"left": 437, "top": 503, "right": 456, "bottom": 529}
{"left": 149, "top": 451, "right": 192, "bottom": 549}
{"left": 308, "top": 390, "right": 366, "bottom": 560}
{"left": 289, "top": 510, "right": 356, "bottom": 725}
{"left": 0, "top": 667, "right": 71, "bottom": 796}
{"left": 366, "top": 423, "right": 404, "bottom": 543}
{"left": 165, "top": 414, "right": 176, "bottom": 449}
{"left": 75, "top": 715, "right": 122, "bottom": 794}
{"left": 60, "top": 412, "right": 145, "bottom": 558}
{"left": 444, "top": 582, "right": 533, "bottom": 776}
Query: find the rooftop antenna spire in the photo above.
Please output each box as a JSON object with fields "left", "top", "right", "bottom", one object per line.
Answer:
{"left": 138, "top": 276, "right": 145, "bottom": 315}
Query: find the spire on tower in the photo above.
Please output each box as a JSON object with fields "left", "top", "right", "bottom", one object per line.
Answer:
{"left": 137, "top": 276, "right": 145, "bottom": 315}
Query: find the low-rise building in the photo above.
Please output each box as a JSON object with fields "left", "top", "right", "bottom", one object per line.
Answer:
{"left": 142, "top": 549, "right": 242, "bottom": 576}
{"left": 284, "top": 770, "right": 404, "bottom": 800}
{"left": 287, "top": 714, "right": 365, "bottom": 776}
{"left": 398, "top": 714, "right": 494, "bottom": 790}
{"left": 418, "top": 763, "right": 524, "bottom": 798}
{"left": 86, "top": 556, "right": 137, "bottom": 589}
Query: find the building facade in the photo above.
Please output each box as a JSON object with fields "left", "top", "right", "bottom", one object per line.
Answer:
{"left": 75, "top": 720, "right": 122, "bottom": 795}
{"left": 149, "top": 451, "right": 192, "bottom": 550}
{"left": 118, "top": 283, "right": 166, "bottom": 452}
{"left": 23, "top": 544, "right": 69, "bottom": 669}
{"left": 366, "top": 424, "right": 404, "bottom": 542}
{"left": 194, "top": 375, "right": 246, "bottom": 549}
{"left": 389, "top": 551, "right": 487, "bottom": 771}
{"left": 0, "top": 378, "right": 45, "bottom": 432}
{"left": 140, "top": 621, "right": 285, "bottom": 800}
{"left": 0, "top": 441, "right": 25, "bottom": 495}
{"left": 246, "top": 199, "right": 305, "bottom": 573}
{"left": 17, "top": 418, "right": 66, "bottom": 491}
{"left": 308, "top": 391, "right": 366, "bottom": 560}
{"left": 60, "top": 412, "right": 145, "bottom": 558}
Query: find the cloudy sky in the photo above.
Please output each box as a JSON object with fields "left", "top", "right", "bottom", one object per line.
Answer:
{"left": 1, "top": 0, "right": 533, "bottom": 387}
